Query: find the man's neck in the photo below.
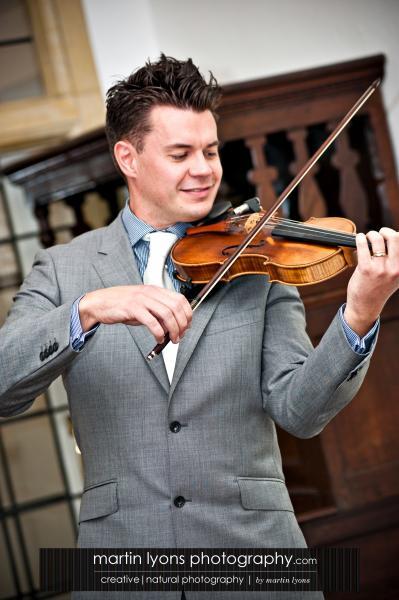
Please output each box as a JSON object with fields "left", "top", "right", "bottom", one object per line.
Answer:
{"left": 127, "top": 200, "right": 176, "bottom": 230}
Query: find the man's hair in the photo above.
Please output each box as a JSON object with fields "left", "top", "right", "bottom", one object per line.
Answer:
{"left": 105, "top": 54, "right": 222, "bottom": 157}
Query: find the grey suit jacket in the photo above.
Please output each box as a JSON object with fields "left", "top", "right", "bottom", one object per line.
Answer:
{"left": 0, "top": 212, "right": 373, "bottom": 600}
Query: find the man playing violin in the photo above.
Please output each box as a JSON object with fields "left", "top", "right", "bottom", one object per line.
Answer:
{"left": 1, "top": 55, "right": 399, "bottom": 600}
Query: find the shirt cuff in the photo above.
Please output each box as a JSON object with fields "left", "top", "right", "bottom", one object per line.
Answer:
{"left": 70, "top": 295, "right": 99, "bottom": 352}
{"left": 339, "top": 304, "right": 379, "bottom": 355}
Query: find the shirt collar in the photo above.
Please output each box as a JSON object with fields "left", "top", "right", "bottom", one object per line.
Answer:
{"left": 122, "top": 200, "right": 190, "bottom": 247}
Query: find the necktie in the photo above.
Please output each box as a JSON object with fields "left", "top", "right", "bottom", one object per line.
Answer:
{"left": 143, "top": 231, "right": 179, "bottom": 382}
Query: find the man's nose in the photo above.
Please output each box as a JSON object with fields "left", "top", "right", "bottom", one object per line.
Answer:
{"left": 188, "top": 153, "right": 213, "bottom": 177}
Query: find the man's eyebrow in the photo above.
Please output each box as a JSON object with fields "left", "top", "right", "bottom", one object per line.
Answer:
{"left": 165, "top": 140, "right": 219, "bottom": 150}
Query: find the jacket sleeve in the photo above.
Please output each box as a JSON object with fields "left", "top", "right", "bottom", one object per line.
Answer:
{"left": 0, "top": 248, "right": 78, "bottom": 417}
{"left": 261, "top": 283, "right": 375, "bottom": 438}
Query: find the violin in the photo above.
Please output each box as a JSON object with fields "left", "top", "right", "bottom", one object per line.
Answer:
{"left": 147, "top": 78, "right": 380, "bottom": 360}
{"left": 171, "top": 212, "right": 357, "bottom": 287}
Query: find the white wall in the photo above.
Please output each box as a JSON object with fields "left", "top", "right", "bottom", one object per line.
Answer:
{"left": 82, "top": 0, "right": 159, "bottom": 92}
{"left": 82, "top": 0, "right": 399, "bottom": 172}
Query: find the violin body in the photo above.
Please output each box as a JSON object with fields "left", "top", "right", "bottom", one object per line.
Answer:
{"left": 171, "top": 216, "right": 357, "bottom": 286}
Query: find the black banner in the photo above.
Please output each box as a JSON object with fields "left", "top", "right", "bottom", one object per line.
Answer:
{"left": 40, "top": 547, "right": 359, "bottom": 592}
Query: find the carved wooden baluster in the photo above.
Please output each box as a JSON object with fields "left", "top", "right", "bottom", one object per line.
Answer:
{"left": 245, "top": 135, "right": 278, "bottom": 210}
{"left": 34, "top": 203, "right": 55, "bottom": 248}
{"left": 98, "top": 183, "right": 121, "bottom": 224}
{"left": 288, "top": 128, "right": 327, "bottom": 220}
{"left": 368, "top": 97, "right": 399, "bottom": 226}
{"left": 65, "top": 194, "right": 91, "bottom": 237}
{"left": 362, "top": 112, "right": 387, "bottom": 228}
{"left": 328, "top": 120, "right": 368, "bottom": 232}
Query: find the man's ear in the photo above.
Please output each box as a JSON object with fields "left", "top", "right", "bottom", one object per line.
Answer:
{"left": 113, "top": 140, "right": 138, "bottom": 178}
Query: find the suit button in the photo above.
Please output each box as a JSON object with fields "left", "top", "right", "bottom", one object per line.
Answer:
{"left": 39, "top": 351, "right": 44, "bottom": 362}
{"left": 170, "top": 421, "right": 181, "bottom": 433}
{"left": 174, "top": 496, "right": 185, "bottom": 508}
{"left": 53, "top": 341, "right": 59, "bottom": 352}
{"left": 48, "top": 343, "right": 54, "bottom": 355}
{"left": 43, "top": 348, "right": 49, "bottom": 359}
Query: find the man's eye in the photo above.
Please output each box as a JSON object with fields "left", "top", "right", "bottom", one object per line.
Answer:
{"left": 171, "top": 154, "right": 187, "bottom": 160}
{"left": 206, "top": 151, "right": 218, "bottom": 158}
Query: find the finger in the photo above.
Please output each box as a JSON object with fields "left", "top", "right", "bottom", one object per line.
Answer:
{"left": 366, "top": 230, "right": 387, "bottom": 257}
{"left": 177, "top": 293, "right": 193, "bottom": 325}
{"left": 144, "top": 286, "right": 193, "bottom": 328}
{"left": 355, "top": 232, "right": 372, "bottom": 267}
{"left": 150, "top": 286, "right": 192, "bottom": 318}
{"left": 133, "top": 300, "right": 183, "bottom": 344}
{"left": 131, "top": 307, "right": 167, "bottom": 343}
{"left": 127, "top": 289, "right": 180, "bottom": 342}
{"left": 145, "top": 292, "right": 193, "bottom": 342}
{"left": 166, "top": 295, "right": 193, "bottom": 335}
{"left": 379, "top": 227, "right": 399, "bottom": 263}
{"left": 147, "top": 302, "right": 182, "bottom": 343}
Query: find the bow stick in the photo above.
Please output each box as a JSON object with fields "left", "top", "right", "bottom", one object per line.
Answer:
{"left": 147, "top": 78, "right": 380, "bottom": 361}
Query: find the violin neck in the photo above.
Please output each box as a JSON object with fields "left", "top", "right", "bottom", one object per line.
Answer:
{"left": 271, "top": 222, "right": 357, "bottom": 248}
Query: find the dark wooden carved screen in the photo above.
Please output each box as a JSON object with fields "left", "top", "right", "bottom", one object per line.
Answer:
{"left": 217, "top": 55, "right": 399, "bottom": 598}
{"left": 218, "top": 53, "right": 399, "bottom": 504}
{"left": 4, "top": 54, "right": 399, "bottom": 598}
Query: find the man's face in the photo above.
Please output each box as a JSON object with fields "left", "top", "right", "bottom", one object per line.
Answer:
{"left": 128, "top": 105, "right": 223, "bottom": 228}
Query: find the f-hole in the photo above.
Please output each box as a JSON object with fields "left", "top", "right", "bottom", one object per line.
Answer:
{"left": 222, "top": 239, "right": 265, "bottom": 256}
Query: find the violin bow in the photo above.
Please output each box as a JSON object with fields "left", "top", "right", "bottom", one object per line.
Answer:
{"left": 147, "top": 78, "right": 380, "bottom": 361}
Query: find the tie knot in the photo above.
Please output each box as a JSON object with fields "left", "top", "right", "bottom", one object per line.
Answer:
{"left": 143, "top": 231, "right": 178, "bottom": 258}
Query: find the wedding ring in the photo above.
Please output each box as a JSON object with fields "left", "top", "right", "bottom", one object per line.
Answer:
{"left": 372, "top": 251, "right": 386, "bottom": 257}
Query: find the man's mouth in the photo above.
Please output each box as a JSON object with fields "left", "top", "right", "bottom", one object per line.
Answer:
{"left": 180, "top": 185, "right": 212, "bottom": 193}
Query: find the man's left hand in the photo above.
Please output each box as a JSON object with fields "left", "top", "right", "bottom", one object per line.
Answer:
{"left": 344, "top": 227, "right": 399, "bottom": 336}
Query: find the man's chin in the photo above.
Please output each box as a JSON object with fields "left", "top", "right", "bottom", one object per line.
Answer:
{"left": 187, "top": 205, "right": 215, "bottom": 224}
{"left": 176, "top": 198, "right": 216, "bottom": 224}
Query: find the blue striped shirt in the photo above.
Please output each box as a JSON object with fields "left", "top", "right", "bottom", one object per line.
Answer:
{"left": 70, "top": 293, "right": 91, "bottom": 351}
{"left": 70, "top": 203, "right": 379, "bottom": 354}
{"left": 339, "top": 303, "right": 379, "bottom": 353}
{"left": 121, "top": 201, "right": 189, "bottom": 289}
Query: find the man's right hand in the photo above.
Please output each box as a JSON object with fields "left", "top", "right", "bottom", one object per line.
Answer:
{"left": 78, "top": 285, "right": 192, "bottom": 343}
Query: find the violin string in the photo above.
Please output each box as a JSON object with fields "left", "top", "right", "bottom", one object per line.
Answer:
{"left": 227, "top": 213, "right": 351, "bottom": 235}
{"left": 267, "top": 217, "right": 355, "bottom": 236}
{"left": 227, "top": 214, "right": 357, "bottom": 244}
{"left": 228, "top": 213, "right": 357, "bottom": 237}
{"left": 242, "top": 217, "right": 356, "bottom": 241}
{"left": 273, "top": 231, "right": 354, "bottom": 244}
{"left": 270, "top": 226, "right": 355, "bottom": 245}
{"left": 227, "top": 213, "right": 353, "bottom": 235}
{"left": 270, "top": 216, "right": 356, "bottom": 236}
{"left": 268, "top": 220, "right": 356, "bottom": 243}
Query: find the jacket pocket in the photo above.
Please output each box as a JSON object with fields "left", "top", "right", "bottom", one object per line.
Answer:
{"left": 79, "top": 479, "right": 118, "bottom": 523}
{"left": 237, "top": 477, "right": 294, "bottom": 512}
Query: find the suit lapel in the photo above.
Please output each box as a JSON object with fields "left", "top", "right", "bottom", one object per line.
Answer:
{"left": 91, "top": 214, "right": 170, "bottom": 394}
{"left": 168, "top": 282, "right": 231, "bottom": 398}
